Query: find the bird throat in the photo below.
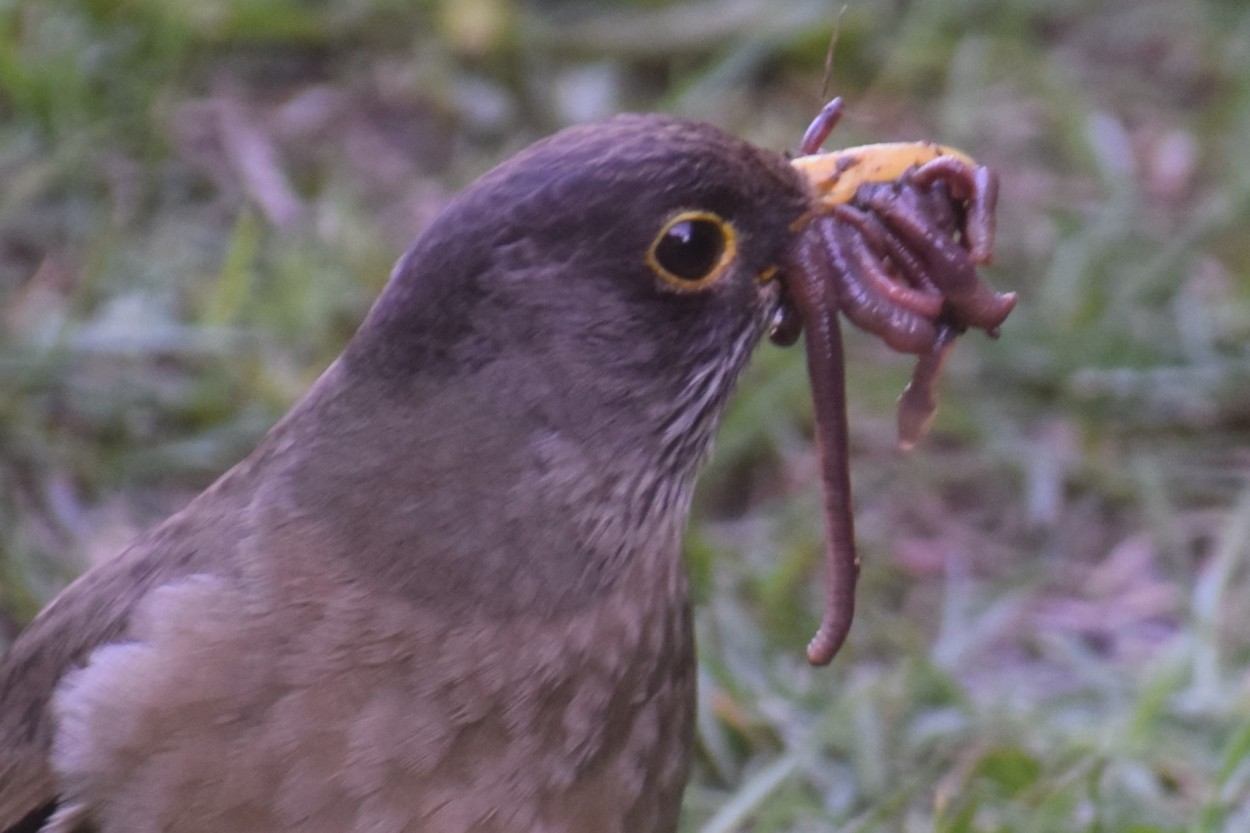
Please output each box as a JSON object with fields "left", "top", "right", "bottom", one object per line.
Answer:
{"left": 264, "top": 326, "right": 763, "bottom": 621}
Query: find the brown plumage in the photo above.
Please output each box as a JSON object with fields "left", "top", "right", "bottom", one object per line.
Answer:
{"left": 0, "top": 115, "right": 810, "bottom": 833}
{"left": 0, "top": 110, "right": 1012, "bottom": 833}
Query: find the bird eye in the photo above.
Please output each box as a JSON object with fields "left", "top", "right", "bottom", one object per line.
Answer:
{"left": 646, "top": 211, "right": 737, "bottom": 291}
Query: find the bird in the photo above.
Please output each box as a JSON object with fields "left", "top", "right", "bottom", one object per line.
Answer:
{"left": 0, "top": 113, "right": 822, "bottom": 833}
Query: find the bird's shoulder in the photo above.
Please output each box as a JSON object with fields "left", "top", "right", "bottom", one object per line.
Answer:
{"left": 4, "top": 510, "right": 694, "bottom": 833}
{"left": 0, "top": 462, "right": 259, "bottom": 833}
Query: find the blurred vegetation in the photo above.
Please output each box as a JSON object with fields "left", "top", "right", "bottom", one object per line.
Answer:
{"left": 3, "top": 0, "right": 1250, "bottom": 830}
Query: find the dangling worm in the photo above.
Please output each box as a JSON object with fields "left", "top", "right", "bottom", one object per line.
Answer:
{"left": 781, "top": 230, "right": 859, "bottom": 667}
{"left": 778, "top": 101, "right": 1017, "bottom": 665}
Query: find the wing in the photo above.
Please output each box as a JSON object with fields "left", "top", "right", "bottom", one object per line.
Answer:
{"left": 0, "top": 483, "right": 252, "bottom": 833}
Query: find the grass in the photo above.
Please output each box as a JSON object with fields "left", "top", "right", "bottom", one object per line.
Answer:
{"left": 3, "top": 0, "right": 1250, "bottom": 830}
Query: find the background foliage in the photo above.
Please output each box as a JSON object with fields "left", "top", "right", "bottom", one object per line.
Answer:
{"left": 2, "top": 0, "right": 1250, "bottom": 830}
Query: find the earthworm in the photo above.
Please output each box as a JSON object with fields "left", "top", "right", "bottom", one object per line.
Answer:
{"left": 779, "top": 110, "right": 1016, "bottom": 665}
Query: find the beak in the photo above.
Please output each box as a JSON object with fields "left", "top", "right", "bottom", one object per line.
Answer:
{"left": 790, "top": 142, "right": 977, "bottom": 209}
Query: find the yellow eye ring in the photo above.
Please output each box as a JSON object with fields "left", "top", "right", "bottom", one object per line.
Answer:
{"left": 646, "top": 210, "right": 737, "bottom": 292}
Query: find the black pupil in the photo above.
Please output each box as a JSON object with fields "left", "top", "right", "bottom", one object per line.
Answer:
{"left": 655, "top": 219, "right": 725, "bottom": 281}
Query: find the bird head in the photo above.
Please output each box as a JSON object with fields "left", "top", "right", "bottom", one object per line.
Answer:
{"left": 279, "top": 114, "right": 817, "bottom": 619}
{"left": 345, "top": 113, "right": 810, "bottom": 465}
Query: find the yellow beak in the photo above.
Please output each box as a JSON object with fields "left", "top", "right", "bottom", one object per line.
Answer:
{"left": 790, "top": 142, "right": 977, "bottom": 208}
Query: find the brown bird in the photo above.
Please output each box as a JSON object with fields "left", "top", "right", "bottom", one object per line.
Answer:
{"left": 0, "top": 115, "right": 813, "bottom": 833}
{"left": 0, "top": 111, "right": 1009, "bottom": 833}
